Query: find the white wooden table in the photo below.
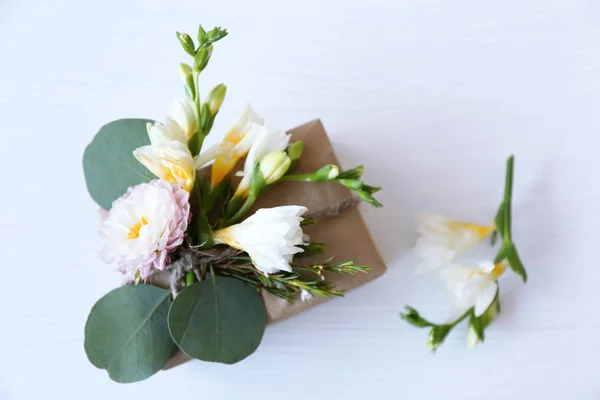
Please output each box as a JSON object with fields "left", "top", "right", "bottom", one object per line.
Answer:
{"left": 1, "top": 1, "right": 598, "bottom": 398}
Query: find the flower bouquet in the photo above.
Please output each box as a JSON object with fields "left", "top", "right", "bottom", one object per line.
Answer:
{"left": 82, "top": 25, "right": 383, "bottom": 383}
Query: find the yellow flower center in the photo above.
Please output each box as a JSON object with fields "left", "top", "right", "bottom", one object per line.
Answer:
{"left": 160, "top": 163, "right": 194, "bottom": 192}
{"left": 128, "top": 216, "right": 149, "bottom": 240}
{"left": 455, "top": 222, "right": 496, "bottom": 239}
{"left": 213, "top": 227, "right": 243, "bottom": 250}
{"left": 489, "top": 262, "right": 507, "bottom": 279}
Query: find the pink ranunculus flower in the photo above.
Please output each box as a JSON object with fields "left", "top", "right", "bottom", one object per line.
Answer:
{"left": 99, "top": 179, "right": 190, "bottom": 281}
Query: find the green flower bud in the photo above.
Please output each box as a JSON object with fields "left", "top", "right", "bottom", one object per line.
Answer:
{"left": 194, "top": 46, "right": 213, "bottom": 71}
{"left": 197, "top": 25, "right": 208, "bottom": 46}
{"left": 206, "top": 84, "right": 227, "bottom": 115}
{"left": 425, "top": 325, "right": 451, "bottom": 352}
{"left": 467, "top": 323, "right": 481, "bottom": 348}
{"left": 176, "top": 32, "right": 195, "bottom": 56}
{"left": 259, "top": 150, "right": 291, "bottom": 184}
{"left": 179, "top": 63, "right": 195, "bottom": 99}
{"left": 286, "top": 141, "right": 304, "bottom": 162}
{"left": 312, "top": 164, "right": 339, "bottom": 181}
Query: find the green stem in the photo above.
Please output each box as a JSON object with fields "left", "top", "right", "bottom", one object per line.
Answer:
{"left": 502, "top": 156, "right": 514, "bottom": 242}
{"left": 192, "top": 70, "right": 205, "bottom": 155}
{"left": 185, "top": 270, "right": 195, "bottom": 287}
{"left": 226, "top": 195, "right": 256, "bottom": 225}
{"left": 449, "top": 308, "right": 473, "bottom": 328}
{"left": 279, "top": 174, "right": 314, "bottom": 182}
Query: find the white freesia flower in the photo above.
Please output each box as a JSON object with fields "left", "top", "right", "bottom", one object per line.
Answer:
{"left": 199, "top": 105, "right": 264, "bottom": 185}
{"left": 146, "top": 119, "right": 187, "bottom": 145}
{"left": 169, "top": 97, "right": 198, "bottom": 141}
{"left": 440, "top": 260, "right": 506, "bottom": 317}
{"left": 234, "top": 124, "right": 291, "bottom": 196}
{"left": 213, "top": 206, "right": 307, "bottom": 275}
{"left": 415, "top": 214, "right": 495, "bottom": 271}
{"left": 134, "top": 140, "right": 196, "bottom": 192}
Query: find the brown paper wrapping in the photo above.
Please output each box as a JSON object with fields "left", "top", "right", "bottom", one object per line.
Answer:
{"left": 152, "top": 119, "right": 386, "bottom": 369}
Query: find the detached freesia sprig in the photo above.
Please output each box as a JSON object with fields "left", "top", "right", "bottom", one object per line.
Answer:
{"left": 401, "top": 156, "right": 526, "bottom": 350}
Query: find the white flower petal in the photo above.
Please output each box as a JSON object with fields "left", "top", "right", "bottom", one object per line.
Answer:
{"left": 474, "top": 281, "right": 498, "bottom": 317}
{"left": 213, "top": 206, "right": 306, "bottom": 275}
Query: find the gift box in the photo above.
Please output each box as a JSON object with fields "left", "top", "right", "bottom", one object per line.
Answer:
{"left": 149, "top": 119, "right": 387, "bottom": 369}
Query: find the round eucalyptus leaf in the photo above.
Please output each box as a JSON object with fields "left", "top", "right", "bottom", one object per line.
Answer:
{"left": 84, "top": 284, "right": 176, "bottom": 383}
{"left": 168, "top": 276, "right": 266, "bottom": 364}
{"left": 83, "top": 118, "right": 155, "bottom": 210}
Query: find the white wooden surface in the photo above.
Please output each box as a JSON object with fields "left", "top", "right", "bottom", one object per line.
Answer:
{"left": 1, "top": 1, "right": 598, "bottom": 398}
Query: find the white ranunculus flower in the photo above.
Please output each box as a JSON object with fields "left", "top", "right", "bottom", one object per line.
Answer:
{"left": 439, "top": 261, "right": 505, "bottom": 317}
{"left": 100, "top": 179, "right": 190, "bottom": 281}
{"left": 415, "top": 213, "right": 495, "bottom": 271}
{"left": 234, "top": 124, "right": 291, "bottom": 196}
{"left": 169, "top": 97, "right": 198, "bottom": 141}
{"left": 202, "top": 105, "right": 264, "bottom": 185}
{"left": 213, "top": 206, "right": 307, "bottom": 275}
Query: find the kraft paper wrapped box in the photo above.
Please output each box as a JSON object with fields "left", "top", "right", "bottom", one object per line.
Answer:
{"left": 150, "top": 119, "right": 386, "bottom": 369}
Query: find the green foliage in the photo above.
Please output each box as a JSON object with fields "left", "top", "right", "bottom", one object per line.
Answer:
{"left": 167, "top": 276, "right": 266, "bottom": 364}
{"left": 280, "top": 164, "right": 382, "bottom": 208}
{"left": 493, "top": 156, "right": 527, "bottom": 282}
{"left": 219, "top": 258, "right": 370, "bottom": 302}
{"left": 401, "top": 306, "right": 473, "bottom": 352}
{"left": 84, "top": 285, "right": 177, "bottom": 383}
{"left": 83, "top": 118, "right": 155, "bottom": 210}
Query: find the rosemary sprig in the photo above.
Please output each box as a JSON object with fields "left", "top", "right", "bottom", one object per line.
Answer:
{"left": 216, "top": 258, "right": 370, "bottom": 302}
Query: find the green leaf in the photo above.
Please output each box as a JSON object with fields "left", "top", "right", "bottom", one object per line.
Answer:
{"left": 168, "top": 276, "right": 266, "bottom": 364}
{"left": 506, "top": 244, "right": 528, "bottom": 283}
{"left": 337, "top": 165, "right": 364, "bottom": 180}
{"left": 83, "top": 118, "right": 155, "bottom": 210}
{"left": 249, "top": 162, "right": 266, "bottom": 199}
{"left": 494, "top": 203, "right": 506, "bottom": 235}
{"left": 84, "top": 284, "right": 176, "bottom": 383}
{"left": 400, "top": 306, "right": 435, "bottom": 328}
{"left": 191, "top": 215, "right": 214, "bottom": 248}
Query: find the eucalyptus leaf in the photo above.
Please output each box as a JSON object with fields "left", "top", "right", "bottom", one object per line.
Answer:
{"left": 84, "top": 284, "right": 176, "bottom": 383}
{"left": 83, "top": 119, "right": 155, "bottom": 209}
{"left": 168, "top": 276, "right": 266, "bottom": 364}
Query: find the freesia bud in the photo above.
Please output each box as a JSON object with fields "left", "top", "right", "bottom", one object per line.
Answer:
{"left": 425, "top": 325, "right": 451, "bottom": 352}
{"left": 206, "top": 84, "right": 227, "bottom": 115}
{"left": 197, "top": 25, "right": 207, "bottom": 46}
{"left": 312, "top": 164, "right": 339, "bottom": 181}
{"left": 467, "top": 323, "right": 481, "bottom": 348}
{"left": 179, "top": 63, "right": 195, "bottom": 99}
{"left": 286, "top": 141, "right": 304, "bottom": 163}
{"left": 194, "top": 46, "right": 212, "bottom": 71}
{"left": 176, "top": 32, "right": 195, "bottom": 56}
{"left": 259, "top": 150, "right": 291, "bottom": 185}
